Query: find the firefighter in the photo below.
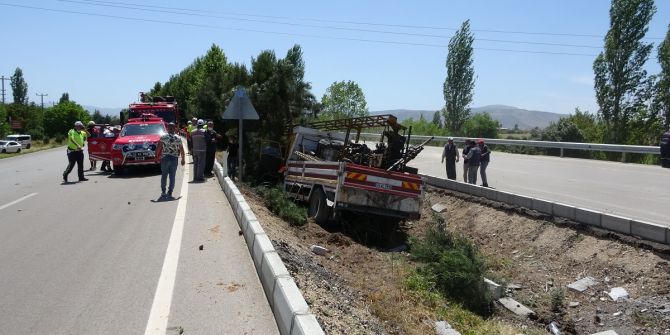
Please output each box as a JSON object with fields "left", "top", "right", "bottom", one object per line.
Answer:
{"left": 190, "top": 119, "right": 209, "bottom": 182}
{"left": 87, "top": 121, "right": 97, "bottom": 171}
{"left": 62, "top": 121, "right": 90, "bottom": 183}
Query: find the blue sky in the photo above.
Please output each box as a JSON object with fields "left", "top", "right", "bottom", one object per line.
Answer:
{"left": 1, "top": 0, "right": 668, "bottom": 114}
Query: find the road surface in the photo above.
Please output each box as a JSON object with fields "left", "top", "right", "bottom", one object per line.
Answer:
{"left": 0, "top": 147, "right": 278, "bottom": 335}
{"left": 412, "top": 146, "right": 670, "bottom": 226}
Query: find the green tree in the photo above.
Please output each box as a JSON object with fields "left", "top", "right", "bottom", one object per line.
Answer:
{"left": 540, "top": 118, "right": 585, "bottom": 143}
{"left": 91, "top": 110, "right": 105, "bottom": 124}
{"left": 565, "top": 108, "right": 603, "bottom": 143}
{"left": 593, "top": 0, "right": 656, "bottom": 143}
{"left": 0, "top": 104, "right": 10, "bottom": 137}
{"left": 432, "top": 110, "right": 442, "bottom": 128}
{"left": 462, "top": 113, "right": 499, "bottom": 139}
{"left": 654, "top": 24, "right": 670, "bottom": 128}
{"left": 319, "top": 80, "right": 368, "bottom": 121}
{"left": 443, "top": 20, "right": 475, "bottom": 134}
{"left": 59, "top": 93, "right": 70, "bottom": 104}
{"left": 44, "top": 101, "right": 90, "bottom": 137}
{"left": 403, "top": 115, "right": 447, "bottom": 136}
{"left": 10, "top": 67, "right": 28, "bottom": 105}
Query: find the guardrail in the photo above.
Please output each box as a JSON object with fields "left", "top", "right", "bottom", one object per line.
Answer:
{"left": 358, "top": 133, "right": 660, "bottom": 161}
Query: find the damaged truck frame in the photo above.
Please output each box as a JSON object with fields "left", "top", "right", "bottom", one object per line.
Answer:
{"left": 283, "top": 115, "right": 433, "bottom": 227}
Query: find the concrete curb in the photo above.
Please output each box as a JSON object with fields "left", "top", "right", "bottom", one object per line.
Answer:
{"left": 421, "top": 174, "right": 669, "bottom": 245}
{"left": 214, "top": 161, "right": 325, "bottom": 335}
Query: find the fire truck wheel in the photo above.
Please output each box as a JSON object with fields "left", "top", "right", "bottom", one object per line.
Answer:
{"left": 308, "top": 188, "right": 330, "bottom": 225}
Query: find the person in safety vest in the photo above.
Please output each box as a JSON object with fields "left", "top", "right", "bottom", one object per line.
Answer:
{"left": 62, "top": 121, "right": 90, "bottom": 183}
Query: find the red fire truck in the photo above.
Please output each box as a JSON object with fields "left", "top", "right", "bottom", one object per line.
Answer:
{"left": 87, "top": 94, "right": 180, "bottom": 173}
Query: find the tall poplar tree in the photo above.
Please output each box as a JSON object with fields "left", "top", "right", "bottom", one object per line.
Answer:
{"left": 593, "top": 0, "right": 656, "bottom": 143}
{"left": 655, "top": 24, "right": 670, "bottom": 128}
{"left": 443, "top": 20, "right": 475, "bottom": 134}
{"left": 10, "top": 67, "right": 28, "bottom": 105}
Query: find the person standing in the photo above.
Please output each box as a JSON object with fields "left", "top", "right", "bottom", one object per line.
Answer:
{"left": 441, "top": 137, "right": 459, "bottom": 180}
{"left": 63, "top": 121, "right": 90, "bottom": 182}
{"left": 156, "top": 122, "right": 186, "bottom": 199}
{"left": 205, "top": 120, "right": 222, "bottom": 177}
{"left": 462, "top": 140, "right": 471, "bottom": 182}
{"left": 478, "top": 139, "right": 491, "bottom": 187}
{"left": 186, "top": 120, "right": 194, "bottom": 155}
{"left": 227, "top": 135, "right": 239, "bottom": 180}
{"left": 661, "top": 128, "right": 670, "bottom": 168}
{"left": 190, "top": 119, "right": 209, "bottom": 182}
{"left": 86, "top": 121, "right": 98, "bottom": 171}
{"left": 465, "top": 141, "right": 482, "bottom": 184}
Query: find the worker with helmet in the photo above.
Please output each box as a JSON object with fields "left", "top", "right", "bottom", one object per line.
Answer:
{"left": 86, "top": 121, "right": 98, "bottom": 171}
{"left": 63, "top": 121, "right": 91, "bottom": 183}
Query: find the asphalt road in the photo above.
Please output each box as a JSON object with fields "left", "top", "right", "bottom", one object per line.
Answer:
{"left": 0, "top": 147, "right": 278, "bottom": 335}
{"left": 412, "top": 146, "right": 670, "bottom": 226}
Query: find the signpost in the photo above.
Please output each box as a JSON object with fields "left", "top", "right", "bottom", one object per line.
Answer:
{"left": 222, "top": 86, "right": 259, "bottom": 182}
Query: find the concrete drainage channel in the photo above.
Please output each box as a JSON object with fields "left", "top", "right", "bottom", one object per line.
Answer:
{"left": 214, "top": 161, "right": 325, "bottom": 335}
{"left": 421, "top": 174, "right": 670, "bottom": 246}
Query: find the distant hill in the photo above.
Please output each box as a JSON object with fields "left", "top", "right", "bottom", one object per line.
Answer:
{"left": 372, "top": 105, "right": 564, "bottom": 130}
{"left": 83, "top": 105, "right": 123, "bottom": 117}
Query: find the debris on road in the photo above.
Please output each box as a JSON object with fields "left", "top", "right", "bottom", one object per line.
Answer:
{"left": 590, "top": 330, "right": 618, "bottom": 335}
{"left": 608, "top": 287, "right": 629, "bottom": 301}
{"left": 431, "top": 203, "right": 448, "bottom": 213}
{"left": 567, "top": 276, "right": 598, "bottom": 293}
{"left": 569, "top": 301, "right": 580, "bottom": 308}
{"left": 498, "top": 297, "right": 535, "bottom": 317}
{"left": 310, "top": 245, "right": 328, "bottom": 256}
{"left": 435, "top": 321, "right": 461, "bottom": 335}
{"left": 198, "top": 244, "right": 204, "bottom": 251}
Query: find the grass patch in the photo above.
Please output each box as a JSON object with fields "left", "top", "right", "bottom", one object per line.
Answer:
{"left": 254, "top": 186, "right": 307, "bottom": 226}
{"left": 408, "top": 217, "right": 492, "bottom": 315}
{"left": 0, "top": 142, "right": 64, "bottom": 159}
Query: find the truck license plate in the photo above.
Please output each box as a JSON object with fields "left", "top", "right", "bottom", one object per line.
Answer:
{"left": 133, "top": 152, "right": 154, "bottom": 158}
{"left": 374, "top": 183, "right": 392, "bottom": 190}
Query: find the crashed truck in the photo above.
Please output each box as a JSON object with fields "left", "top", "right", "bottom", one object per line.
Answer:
{"left": 283, "top": 115, "right": 433, "bottom": 226}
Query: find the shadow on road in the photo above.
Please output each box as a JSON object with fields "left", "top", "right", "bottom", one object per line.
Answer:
{"left": 107, "top": 165, "right": 162, "bottom": 179}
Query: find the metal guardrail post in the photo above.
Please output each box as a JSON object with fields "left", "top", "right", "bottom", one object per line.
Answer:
{"left": 560, "top": 148, "right": 564, "bottom": 158}
{"left": 622, "top": 152, "right": 626, "bottom": 163}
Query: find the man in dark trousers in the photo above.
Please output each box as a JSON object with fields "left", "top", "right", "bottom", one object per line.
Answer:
{"left": 462, "top": 140, "right": 471, "bottom": 182}
{"left": 63, "top": 121, "right": 90, "bottom": 182}
{"left": 465, "top": 140, "right": 481, "bottom": 185}
{"left": 661, "top": 127, "right": 670, "bottom": 168}
{"left": 441, "top": 137, "right": 459, "bottom": 180}
{"left": 205, "top": 120, "right": 222, "bottom": 177}
{"left": 190, "top": 119, "right": 209, "bottom": 182}
{"left": 478, "top": 139, "right": 491, "bottom": 187}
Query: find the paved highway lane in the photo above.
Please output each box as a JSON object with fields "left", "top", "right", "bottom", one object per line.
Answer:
{"left": 412, "top": 146, "right": 670, "bottom": 227}
{"left": 0, "top": 148, "right": 277, "bottom": 334}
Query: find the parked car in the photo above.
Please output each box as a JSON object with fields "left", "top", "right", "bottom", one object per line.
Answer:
{"left": 5, "top": 134, "right": 32, "bottom": 149}
{"left": 0, "top": 141, "right": 22, "bottom": 153}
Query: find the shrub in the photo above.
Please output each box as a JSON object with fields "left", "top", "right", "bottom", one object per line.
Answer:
{"left": 54, "top": 134, "right": 65, "bottom": 144}
{"left": 42, "top": 137, "right": 51, "bottom": 145}
{"left": 550, "top": 287, "right": 565, "bottom": 313}
{"left": 255, "top": 186, "right": 307, "bottom": 226}
{"left": 409, "top": 226, "right": 492, "bottom": 315}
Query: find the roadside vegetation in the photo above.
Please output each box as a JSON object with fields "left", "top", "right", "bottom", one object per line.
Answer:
{"left": 254, "top": 186, "right": 307, "bottom": 226}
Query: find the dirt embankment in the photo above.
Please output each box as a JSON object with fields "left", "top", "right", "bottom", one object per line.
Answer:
{"left": 241, "top": 185, "right": 670, "bottom": 335}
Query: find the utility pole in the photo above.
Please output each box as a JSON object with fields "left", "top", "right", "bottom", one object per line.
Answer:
{"left": 36, "top": 93, "right": 48, "bottom": 109}
{"left": 0, "top": 75, "right": 10, "bottom": 104}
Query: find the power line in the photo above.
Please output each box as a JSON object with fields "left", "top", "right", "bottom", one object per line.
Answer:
{"left": 0, "top": 3, "right": 599, "bottom": 57}
{"left": 67, "top": 0, "right": 665, "bottom": 40}
{"left": 56, "top": 0, "right": 605, "bottom": 49}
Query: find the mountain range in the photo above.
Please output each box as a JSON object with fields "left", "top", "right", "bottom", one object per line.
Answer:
{"left": 85, "top": 104, "right": 564, "bottom": 130}
{"left": 372, "top": 105, "right": 565, "bottom": 130}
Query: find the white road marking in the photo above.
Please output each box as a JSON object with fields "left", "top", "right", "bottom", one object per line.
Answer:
{"left": 0, "top": 193, "right": 38, "bottom": 211}
{"left": 144, "top": 157, "right": 190, "bottom": 335}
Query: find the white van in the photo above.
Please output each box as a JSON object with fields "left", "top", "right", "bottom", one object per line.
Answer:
{"left": 5, "top": 134, "right": 32, "bottom": 149}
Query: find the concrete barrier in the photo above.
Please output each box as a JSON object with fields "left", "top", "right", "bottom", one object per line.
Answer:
{"left": 214, "top": 161, "right": 325, "bottom": 335}
{"left": 600, "top": 214, "right": 631, "bottom": 235}
{"left": 631, "top": 220, "right": 667, "bottom": 244}
{"left": 575, "top": 208, "right": 601, "bottom": 227}
{"left": 420, "top": 173, "right": 668, "bottom": 246}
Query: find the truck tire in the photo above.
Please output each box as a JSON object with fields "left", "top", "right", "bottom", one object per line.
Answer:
{"left": 308, "top": 188, "right": 330, "bottom": 226}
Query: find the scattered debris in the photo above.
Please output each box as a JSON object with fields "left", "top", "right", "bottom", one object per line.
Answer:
{"left": 567, "top": 277, "right": 598, "bottom": 293}
{"left": 431, "top": 203, "right": 448, "bottom": 213}
{"left": 238, "top": 230, "right": 243, "bottom": 236}
{"left": 569, "top": 302, "right": 580, "bottom": 308}
{"left": 498, "top": 297, "right": 535, "bottom": 317}
{"left": 484, "top": 278, "right": 503, "bottom": 299}
{"left": 127, "top": 201, "right": 131, "bottom": 205}
{"left": 589, "top": 331, "right": 618, "bottom": 335}
{"left": 310, "top": 245, "right": 329, "bottom": 256}
{"left": 198, "top": 244, "right": 204, "bottom": 251}
{"left": 507, "top": 283, "right": 522, "bottom": 290}
{"left": 607, "top": 287, "right": 629, "bottom": 301}
{"left": 612, "top": 311, "right": 622, "bottom": 317}
{"left": 547, "top": 321, "right": 561, "bottom": 335}
{"left": 435, "top": 321, "right": 461, "bottom": 335}
{"left": 166, "top": 326, "right": 184, "bottom": 335}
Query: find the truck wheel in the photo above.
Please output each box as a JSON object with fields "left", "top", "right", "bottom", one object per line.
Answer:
{"left": 16, "top": 148, "right": 21, "bottom": 153}
{"left": 308, "top": 188, "right": 330, "bottom": 226}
